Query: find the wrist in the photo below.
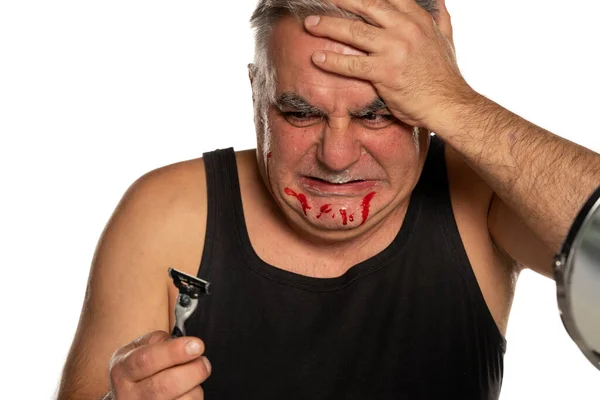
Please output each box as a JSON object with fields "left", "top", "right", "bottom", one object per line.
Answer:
{"left": 427, "top": 88, "right": 489, "bottom": 138}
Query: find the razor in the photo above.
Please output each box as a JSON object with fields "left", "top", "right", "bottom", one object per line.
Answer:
{"left": 168, "top": 267, "right": 211, "bottom": 338}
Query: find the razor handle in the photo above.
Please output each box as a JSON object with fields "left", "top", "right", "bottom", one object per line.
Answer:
{"left": 171, "top": 292, "right": 200, "bottom": 338}
{"left": 168, "top": 268, "right": 211, "bottom": 338}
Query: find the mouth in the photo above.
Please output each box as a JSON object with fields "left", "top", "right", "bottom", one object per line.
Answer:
{"left": 310, "top": 177, "right": 366, "bottom": 184}
{"left": 298, "top": 176, "right": 378, "bottom": 195}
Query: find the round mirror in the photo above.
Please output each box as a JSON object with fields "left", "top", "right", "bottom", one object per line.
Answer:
{"left": 554, "top": 186, "right": 600, "bottom": 371}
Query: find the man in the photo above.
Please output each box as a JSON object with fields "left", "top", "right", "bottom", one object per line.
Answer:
{"left": 57, "top": 0, "right": 600, "bottom": 399}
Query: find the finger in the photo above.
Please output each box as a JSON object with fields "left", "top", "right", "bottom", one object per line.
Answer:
{"left": 176, "top": 385, "right": 204, "bottom": 400}
{"left": 135, "top": 330, "right": 171, "bottom": 347}
{"left": 119, "top": 336, "right": 206, "bottom": 382}
{"left": 329, "top": 0, "right": 400, "bottom": 28}
{"left": 137, "top": 356, "right": 211, "bottom": 400}
{"left": 112, "top": 330, "right": 171, "bottom": 360}
{"left": 311, "top": 51, "right": 378, "bottom": 81}
{"left": 305, "top": 16, "right": 384, "bottom": 53}
{"left": 386, "top": 0, "right": 432, "bottom": 13}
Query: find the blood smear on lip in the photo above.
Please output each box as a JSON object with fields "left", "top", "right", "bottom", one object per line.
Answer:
{"left": 339, "top": 209, "right": 348, "bottom": 225}
{"left": 316, "top": 204, "right": 332, "bottom": 219}
{"left": 349, "top": 214, "right": 354, "bottom": 222}
{"left": 360, "top": 192, "right": 376, "bottom": 225}
{"left": 284, "top": 187, "right": 312, "bottom": 216}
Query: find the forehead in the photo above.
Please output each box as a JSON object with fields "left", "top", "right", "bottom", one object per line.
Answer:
{"left": 267, "top": 15, "right": 378, "bottom": 110}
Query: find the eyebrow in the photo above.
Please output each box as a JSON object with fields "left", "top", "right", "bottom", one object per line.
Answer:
{"left": 351, "top": 97, "right": 389, "bottom": 118}
{"left": 274, "top": 92, "right": 390, "bottom": 117}
{"left": 275, "top": 93, "right": 325, "bottom": 116}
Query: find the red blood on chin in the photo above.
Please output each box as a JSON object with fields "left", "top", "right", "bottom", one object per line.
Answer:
{"left": 284, "top": 187, "right": 312, "bottom": 216}
{"left": 360, "top": 192, "right": 377, "bottom": 225}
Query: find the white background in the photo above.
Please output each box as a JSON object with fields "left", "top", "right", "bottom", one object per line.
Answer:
{"left": 1, "top": 0, "right": 599, "bottom": 398}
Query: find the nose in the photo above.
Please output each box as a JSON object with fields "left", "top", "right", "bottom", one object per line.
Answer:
{"left": 317, "top": 117, "right": 362, "bottom": 172}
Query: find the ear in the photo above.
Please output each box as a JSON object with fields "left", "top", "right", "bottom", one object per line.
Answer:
{"left": 248, "top": 63, "right": 256, "bottom": 103}
{"left": 248, "top": 63, "right": 255, "bottom": 85}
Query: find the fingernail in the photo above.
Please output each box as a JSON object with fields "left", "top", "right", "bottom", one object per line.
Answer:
{"left": 312, "top": 52, "right": 326, "bottom": 64}
{"left": 202, "top": 356, "right": 212, "bottom": 373}
{"left": 186, "top": 340, "right": 202, "bottom": 356}
{"left": 305, "top": 16, "right": 320, "bottom": 27}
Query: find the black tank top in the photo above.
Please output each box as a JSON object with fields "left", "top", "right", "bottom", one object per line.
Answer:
{"left": 185, "top": 136, "right": 506, "bottom": 399}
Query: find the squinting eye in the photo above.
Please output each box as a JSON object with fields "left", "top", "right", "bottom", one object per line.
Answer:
{"left": 282, "top": 111, "right": 323, "bottom": 127}
{"left": 287, "top": 112, "right": 311, "bottom": 119}
{"left": 360, "top": 113, "right": 395, "bottom": 128}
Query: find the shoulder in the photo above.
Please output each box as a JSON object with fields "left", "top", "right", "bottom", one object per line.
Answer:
{"left": 126, "top": 149, "right": 261, "bottom": 275}
{"left": 96, "top": 156, "right": 212, "bottom": 299}
{"left": 129, "top": 148, "right": 259, "bottom": 242}
{"left": 119, "top": 157, "right": 208, "bottom": 258}
{"left": 129, "top": 157, "right": 207, "bottom": 213}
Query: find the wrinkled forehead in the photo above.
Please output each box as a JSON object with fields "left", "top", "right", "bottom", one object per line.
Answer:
{"left": 267, "top": 15, "right": 377, "bottom": 108}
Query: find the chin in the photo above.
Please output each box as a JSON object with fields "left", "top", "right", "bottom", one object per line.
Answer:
{"left": 282, "top": 204, "right": 385, "bottom": 245}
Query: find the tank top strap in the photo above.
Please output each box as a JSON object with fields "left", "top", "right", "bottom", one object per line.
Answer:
{"left": 414, "top": 134, "right": 447, "bottom": 197}
{"left": 198, "top": 147, "right": 239, "bottom": 282}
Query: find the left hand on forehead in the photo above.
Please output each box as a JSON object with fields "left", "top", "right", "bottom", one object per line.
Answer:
{"left": 304, "top": 0, "right": 475, "bottom": 129}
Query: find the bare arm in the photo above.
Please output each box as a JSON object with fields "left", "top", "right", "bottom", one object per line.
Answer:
{"left": 434, "top": 94, "right": 600, "bottom": 270}
{"left": 56, "top": 160, "right": 207, "bottom": 400}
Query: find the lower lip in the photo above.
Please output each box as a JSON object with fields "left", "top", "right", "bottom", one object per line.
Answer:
{"left": 298, "top": 176, "right": 378, "bottom": 195}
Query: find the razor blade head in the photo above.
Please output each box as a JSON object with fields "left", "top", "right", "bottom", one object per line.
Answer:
{"left": 168, "top": 268, "right": 211, "bottom": 296}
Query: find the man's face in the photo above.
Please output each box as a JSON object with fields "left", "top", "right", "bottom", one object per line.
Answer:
{"left": 253, "top": 15, "right": 429, "bottom": 241}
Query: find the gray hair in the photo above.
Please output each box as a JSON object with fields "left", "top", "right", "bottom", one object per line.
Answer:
{"left": 249, "top": 0, "right": 439, "bottom": 111}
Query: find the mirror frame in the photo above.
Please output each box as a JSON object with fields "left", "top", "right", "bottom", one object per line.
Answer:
{"left": 553, "top": 186, "right": 600, "bottom": 370}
